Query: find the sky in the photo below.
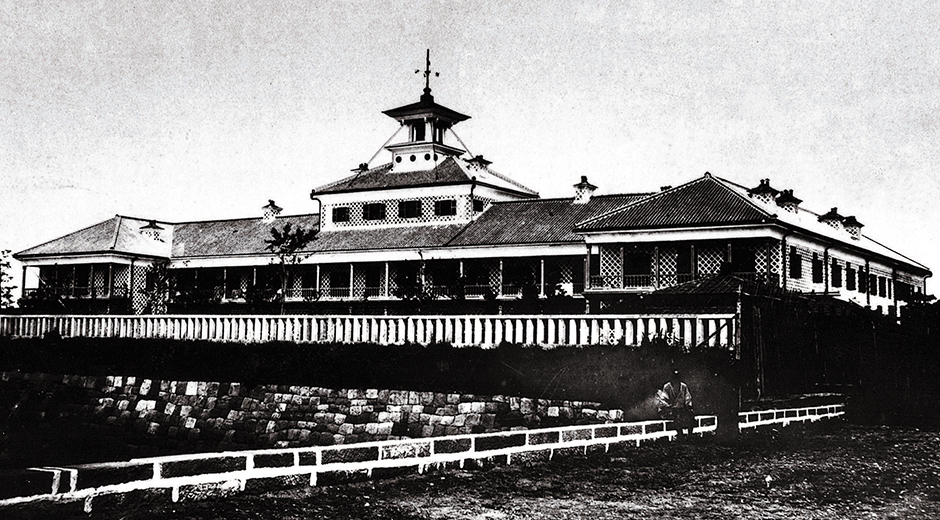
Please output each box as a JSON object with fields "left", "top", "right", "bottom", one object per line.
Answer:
{"left": 2, "top": 0, "right": 939, "bottom": 300}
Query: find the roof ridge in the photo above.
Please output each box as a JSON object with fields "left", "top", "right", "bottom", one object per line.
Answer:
{"left": 573, "top": 177, "right": 705, "bottom": 229}
{"left": 708, "top": 175, "right": 776, "bottom": 218}
{"left": 174, "top": 213, "right": 320, "bottom": 225}
{"left": 314, "top": 163, "right": 394, "bottom": 192}
{"left": 109, "top": 215, "right": 123, "bottom": 250}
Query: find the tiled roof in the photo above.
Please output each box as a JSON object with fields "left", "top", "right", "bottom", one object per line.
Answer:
{"left": 172, "top": 215, "right": 464, "bottom": 257}
{"left": 449, "top": 194, "right": 651, "bottom": 246}
{"left": 313, "top": 157, "right": 538, "bottom": 197}
{"left": 172, "top": 215, "right": 320, "bottom": 258}
{"left": 15, "top": 216, "right": 173, "bottom": 259}
{"left": 576, "top": 174, "right": 770, "bottom": 231}
{"left": 313, "top": 224, "right": 466, "bottom": 252}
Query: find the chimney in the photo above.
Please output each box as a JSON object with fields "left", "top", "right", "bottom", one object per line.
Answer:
{"left": 747, "top": 178, "right": 779, "bottom": 205}
{"left": 139, "top": 220, "right": 164, "bottom": 242}
{"left": 262, "top": 200, "right": 283, "bottom": 223}
{"left": 466, "top": 155, "right": 492, "bottom": 171}
{"left": 817, "top": 207, "right": 844, "bottom": 230}
{"left": 775, "top": 189, "right": 802, "bottom": 213}
{"left": 842, "top": 215, "right": 864, "bottom": 240}
{"left": 573, "top": 175, "right": 597, "bottom": 204}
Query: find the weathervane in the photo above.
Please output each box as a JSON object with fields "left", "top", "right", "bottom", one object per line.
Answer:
{"left": 415, "top": 49, "right": 439, "bottom": 94}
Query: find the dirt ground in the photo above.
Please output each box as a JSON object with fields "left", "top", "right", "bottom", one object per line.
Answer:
{"left": 9, "top": 421, "right": 940, "bottom": 519}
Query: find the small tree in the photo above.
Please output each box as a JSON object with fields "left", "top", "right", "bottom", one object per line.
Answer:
{"left": 265, "top": 222, "right": 319, "bottom": 314}
{"left": 0, "top": 249, "right": 17, "bottom": 309}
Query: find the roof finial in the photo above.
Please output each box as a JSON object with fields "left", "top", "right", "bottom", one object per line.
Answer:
{"left": 415, "top": 49, "right": 439, "bottom": 97}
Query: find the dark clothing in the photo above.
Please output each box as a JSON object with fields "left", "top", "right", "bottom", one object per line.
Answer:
{"left": 658, "top": 381, "right": 695, "bottom": 434}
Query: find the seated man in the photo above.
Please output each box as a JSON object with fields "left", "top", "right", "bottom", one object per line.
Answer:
{"left": 657, "top": 370, "right": 695, "bottom": 437}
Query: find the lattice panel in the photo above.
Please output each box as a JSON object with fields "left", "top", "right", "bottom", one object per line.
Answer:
{"left": 353, "top": 268, "right": 367, "bottom": 297}
{"left": 659, "top": 247, "right": 678, "bottom": 287}
{"left": 327, "top": 194, "right": 473, "bottom": 228}
{"left": 488, "top": 262, "right": 501, "bottom": 292}
{"left": 92, "top": 267, "right": 107, "bottom": 296}
{"left": 113, "top": 266, "right": 129, "bottom": 296}
{"left": 555, "top": 258, "right": 575, "bottom": 284}
{"left": 131, "top": 265, "right": 149, "bottom": 314}
{"left": 599, "top": 246, "right": 621, "bottom": 287}
{"left": 697, "top": 246, "right": 725, "bottom": 276}
{"left": 753, "top": 245, "right": 768, "bottom": 274}
{"left": 769, "top": 242, "right": 782, "bottom": 276}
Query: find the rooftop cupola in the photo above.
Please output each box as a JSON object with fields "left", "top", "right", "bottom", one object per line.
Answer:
{"left": 818, "top": 207, "right": 844, "bottom": 230}
{"left": 775, "top": 189, "right": 802, "bottom": 213}
{"left": 383, "top": 50, "right": 469, "bottom": 173}
{"left": 842, "top": 215, "right": 864, "bottom": 240}
{"left": 262, "top": 200, "right": 282, "bottom": 223}
{"left": 747, "top": 178, "right": 779, "bottom": 205}
{"left": 139, "top": 220, "right": 164, "bottom": 242}
{"left": 573, "top": 176, "right": 598, "bottom": 204}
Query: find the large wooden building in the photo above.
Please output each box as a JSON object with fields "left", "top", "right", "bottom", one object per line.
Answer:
{"left": 14, "top": 82, "right": 931, "bottom": 316}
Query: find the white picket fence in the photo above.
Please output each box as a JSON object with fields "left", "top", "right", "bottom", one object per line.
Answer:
{"left": 0, "top": 313, "right": 737, "bottom": 348}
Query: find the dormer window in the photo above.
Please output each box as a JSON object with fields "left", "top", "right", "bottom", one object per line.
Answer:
{"left": 332, "top": 207, "right": 350, "bottom": 223}
{"left": 363, "top": 203, "right": 386, "bottom": 221}
{"left": 399, "top": 200, "right": 422, "bottom": 219}
{"left": 434, "top": 199, "right": 457, "bottom": 216}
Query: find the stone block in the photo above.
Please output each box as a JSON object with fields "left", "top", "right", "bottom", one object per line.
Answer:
{"left": 457, "top": 402, "right": 472, "bottom": 414}
{"left": 433, "top": 437, "right": 472, "bottom": 454}
{"left": 520, "top": 398, "right": 535, "bottom": 415}
{"left": 509, "top": 449, "right": 552, "bottom": 466}
{"left": 475, "top": 433, "right": 525, "bottom": 452}
{"left": 160, "top": 456, "right": 246, "bottom": 478}
{"left": 244, "top": 473, "right": 309, "bottom": 494}
{"left": 620, "top": 424, "right": 642, "bottom": 436}
{"left": 87, "top": 487, "right": 171, "bottom": 513}
{"left": 177, "top": 479, "right": 241, "bottom": 502}
{"left": 321, "top": 446, "right": 379, "bottom": 464}
{"left": 562, "top": 428, "right": 592, "bottom": 442}
{"left": 528, "top": 431, "right": 560, "bottom": 445}
{"left": 253, "top": 452, "right": 295, "bottom": 468}
{"left": 75, "top": 462, "right": 154, "bottom": 490}
{"left": 380, "top": 441, "right": 431, "bottom": 460}
{"left": 315, "top": 469, "right": 369, "bottom": 486}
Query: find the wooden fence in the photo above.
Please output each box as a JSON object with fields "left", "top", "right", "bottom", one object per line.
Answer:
{"left": 0, "top": 313, "right": 737, "bottom": 348}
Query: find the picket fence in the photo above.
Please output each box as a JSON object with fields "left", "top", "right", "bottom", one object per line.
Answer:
{"left": 0, "top": 313, "right": 737, "bottom": 348}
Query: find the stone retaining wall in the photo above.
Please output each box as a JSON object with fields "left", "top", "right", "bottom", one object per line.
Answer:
{"left": 1, "top": 371, "right": 625, "bottom": 453}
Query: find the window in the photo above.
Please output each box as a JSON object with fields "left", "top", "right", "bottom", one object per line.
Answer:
{"left": 472, "top": 199, "right": 485, "bottom": 212}
{"left": 362, "top": 203, "right": 386, "bottom": 221}
{"left": 869, "top": 274, "right": 878, "bottom": 295}
{"left": 434, "top": 199, "right": 457, "bottom": 216}
{"left": 398, "top": 200, "right": 422, "bottom": 219}
{"left": 332, "top": 207, "right": 350, "bottom": 223}
{"left": 676, "top": 246, "right": 692, "bottom": 276}
{"left": 859, "top": 271, "right": 867, "bottom": 293}
{"left": 878, "top": 276, "right": 886, "bottom": 297}
{"left": 831, "top": 260, "right": 842, "bottom": 288}
{"left": 846, "top": 264, "right": 856, "bottom": 291}
{"left": 888, "top": 280, "right": 892, "bottom": 299}
{"left": 812, "top": 253, "right": 823, "bottom": 283}
{"left": 788, "top": 247, "right": 802, "bottom": 279}
{"left": 412, "top": 121, "right": 426, "bottom": 141}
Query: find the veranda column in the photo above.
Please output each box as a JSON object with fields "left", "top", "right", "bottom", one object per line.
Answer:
{"left": 349, "top": 264, "right": 354, "bottom": 299}
{"left": 107, "top": 264, "right": 114, "bottom": 299}
{"left": 653, "top": 246, "right": 660, "bottom": 289}
{"left": 315, "top": 265, "right": 321, "bottom": 297}
{"left": 90, "top": 265, "right": 95, "bottom": 298}
{"left": 20, "top": 266, "right": 26, "bottom": 300}
{"left": 498, "top": 259, "right": 504, "bottom": 297}
{"left": 384, "top": 262, "right": 389, "bottom": 297}
{"left": 539, "top": 258, "right": 545, "bottom": 298}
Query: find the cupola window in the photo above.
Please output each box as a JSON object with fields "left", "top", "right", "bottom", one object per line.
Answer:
{"left": 434, "top": 199, "right": 457, "bottom": 216}
{"left": 363, "top": 203, "right": 386, "bottom": 221}
{"left": 399, "top": 200, "right": 423, "bottom": 219}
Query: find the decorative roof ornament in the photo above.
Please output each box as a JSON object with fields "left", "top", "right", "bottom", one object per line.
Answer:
{"left": 415, "top": 48, "right": 440, "bottom": 101}
{"left": 139, "top": 220, "right": 165, "bottom": 241}
{"left": 818, "top": 207, "right": 844, "bottom": 229}
{"left": 573, "top": 175, "right": 598, "bottom": 205}
{"left": 843, "top": 215, "right": 864, "bottom": 240}
{"left": 748, "top": 178, "right": 779, "bottom": 205}
{"left": 262, "top": 200, "right": 283, "bottom": 223}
